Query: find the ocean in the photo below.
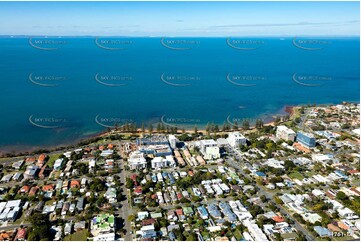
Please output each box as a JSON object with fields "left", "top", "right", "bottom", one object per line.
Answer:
{"left": 0, "top": 37, "right": 359, "bottom": 151}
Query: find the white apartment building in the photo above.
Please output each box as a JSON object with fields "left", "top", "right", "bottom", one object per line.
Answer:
{"left": 151, "top": 157, "right": 168, "bottom": 169}
{"left": 129, "top": 151, "right": 147, "bottom": 170}
{"left": 276, "top": 125, "right": 296, "bottom": 142}
{"left": 199, "top": 139, "right": 220, "bottom": 160}
{"left": 227, "top": 131, "right": 247, "bottom": 147}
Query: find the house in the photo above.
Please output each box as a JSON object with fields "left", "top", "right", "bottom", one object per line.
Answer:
{"left": 134, "top": 186, "right": 142, "bottom": 195}
{"left": 10, "top": 172, "right": 22, "bottom": 183}
{"left": 137, "top": 211, "right": 149, "bottom": 220}
{"left": 39, "top": 165, "right": 50, "bottom": 179}
{"left": 302, "top": 213, "right": 322, "bottom": 224}
{"left": 19, "top": 186, "right": 30, "bottom": 194}
{"left": 76, "top": 197, "right": 85, "bottom": 211}
{"left": 81, "top": 178, "right": 87, "bottom": 187}
{"left": 141, "top": 218, "right": 156, "bottom": 226}
{"left": 264, "top": 158, "right": 284, "bottom": 169}
{"left": 167, "top": 210, "right": 177, "bottom": 221}
{"left": 62, "top": 180, "right": 69, "bottom": 190}
{"left": 62, "top": 202, "right": 70, "bottom": 215}
{"left": 183, "top": 207, "right": 194, "bottom": 216}
{"left": 14, "top": 228, "right": 27, "bottom": 241}
{"left": 53, "top": 159, "right": 64, "bottom": 170}
{"left": 105, "top": 187, "right": 117, "bottom": 203}
{"left": 0, "top": 230, "right": 15, "bottom": 241}
{"left": 150, "top": 212, "right": 162, "bottom": 219}
{"left": 29, "top": 186, "right": 39, "bottom": 196}
{"left": 24, "top": 165, "right": 39, "bottom": 180}
{"left": 314, "top": 226, "right": 331, "bottom": 238}
{"left": 337, "top": 207, "right": 358, "bottom": 220}
{"left": 327, "top": 224, "right": 341, "bottom": 232}
{"left": 64, "top": 222, "right": 73, "bottom": 235}
{"left": 42, "top": 184, "right": 55, "bottom": 192}
{"left": 207, "top": 204, "right": 222, "bottom": 219}
{"left": 1, "top": 174, "right": 13, "bottom": 183}
{"left": 70, "top": 180, "right": 80, "bottom": 189}
{"left": 74, "top": 221, "right": 86, "bottom": 231}
{"left": 51, "top": 226, "right": 62, "bottom": 241}
{"left": 12, "top": 160, "right": 24, "bottom": 170}
{"left": 90, "top": 214, "right": 115, "bottom": 241}
{"left": 37, "top": 154, "right": 47, "bottom": 167}
{"left": 197, "top": 206, "right": 209, "bottom": 219}
{"left": 138, "top": 224, "right": 157, "bottom": 239}
{"left": 175, "top": 209, "right": 185, "bottom": 221}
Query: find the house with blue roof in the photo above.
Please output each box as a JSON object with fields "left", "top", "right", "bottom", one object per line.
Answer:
{"left": 197, "top": 206, "right": 209, "bottom": 219}
{"left": 255, "top": 171, "right": 266, "bottom": 177}
{"left": 207, "top": 204, "right": 222, "bottom": 219}
{"left": 314, "top": 226, "right": 331, "bottom": 238}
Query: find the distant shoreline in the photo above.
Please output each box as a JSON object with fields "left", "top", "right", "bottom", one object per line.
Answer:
{"left": 0, "top": 102, "right": 356, "bottom": 157}
{"left": 0, "top": 105, "right": 293, "bottom": 157}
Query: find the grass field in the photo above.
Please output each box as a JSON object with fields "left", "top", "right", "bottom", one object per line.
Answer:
{"left": 233, "top": 229, "right": 243, "bottom": 240}
{"left": 47, "top": 153, "right": 61, "bottom": 168}
{"left": 289, "top": 171, "right": 304, "bottom": 180}
{"left": 64, "top": 229, "right": 89, "bottom": 241}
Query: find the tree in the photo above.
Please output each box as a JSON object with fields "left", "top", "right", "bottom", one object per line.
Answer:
{"left": 242, "top": 120, "right": 250, "bottom": 130}
{"left": 141, "top": 123, "right": 145, "bottom": 132}
{"left": 27, "top": 213, "right": 51, "bottom": 240}
{"left": 148, "top": 124, "right": 153, "bottom": 134}
{"left": 233, "top": 121, "right": 238, "bottom": 130}
{"left": 206, "top": 122, "right": 211, "bottom": 135}
{"left": 274, "top": 196, "right": 283, "bottom": 205}
{"left": 186, "top": 232, "right": 197, "bottom": 241}
{"left": 125, "top": 178, "right": 134, "bottom": 189}
{"left": 336, "top": 191, "right": 347, "bottom": 201}
{"left": 194, "top": 125, "right": 198, "bottom": 134}
{"left": 284, "top": 160, "right": 296, "bottom": 171}
{"left": 255, "top": 119, "right": 264, "bottom": 129}
{"left": 260, "top": 195, "right": 267, "bottom": 203}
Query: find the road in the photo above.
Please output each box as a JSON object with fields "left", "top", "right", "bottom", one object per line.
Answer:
{"left": 118, "top": 161, "right": 132, "bottom": 241}
{"left": 224, "top": 156, "right": 315, "bottom": 241}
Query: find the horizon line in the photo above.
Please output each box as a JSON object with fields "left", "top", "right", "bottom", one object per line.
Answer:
{"left": 1, "top": 35, "right": 360, "bottom": 38}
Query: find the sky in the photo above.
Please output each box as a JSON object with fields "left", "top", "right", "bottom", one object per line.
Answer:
{"left": 0, "top": 1, "right": 359, "bottom": 36}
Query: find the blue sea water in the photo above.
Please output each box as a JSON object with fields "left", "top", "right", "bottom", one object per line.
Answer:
{"left": 0, "top": 37, "right": 359, "bottom": 151}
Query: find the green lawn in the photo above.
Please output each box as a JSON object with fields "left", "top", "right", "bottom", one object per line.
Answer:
{"left": 351, "top": 176, "right": 360, "bottom": 187}
{"left": 64, "top": 229, "right": 89, "bottom": 241}
{"left": 289, "top": 171, "right": 304, "bottom": 180}
{"left": 233, "top": 229, "right": 243, "bottom": 240}
{"left": 304, "top": 170, "right": 316, "bottom": 178}
{"left": 47, "top": 153, "right": 61, "bottom": 168}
